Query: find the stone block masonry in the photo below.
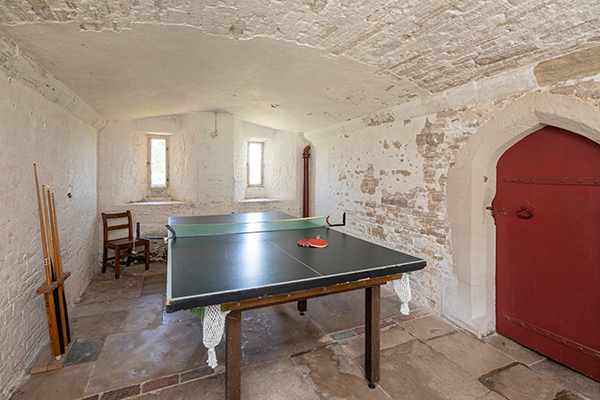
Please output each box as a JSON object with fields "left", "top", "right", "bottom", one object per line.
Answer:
{"left": 1, "top": 0, "right": 599, "bottom": 96}
{"left": 309, "top": 67, "right": 600, "bottom": 331}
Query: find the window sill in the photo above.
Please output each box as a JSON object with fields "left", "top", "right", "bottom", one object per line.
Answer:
{"left": 125, "top": 200, "right": 191, "bottom": 206}
{"left": 238, "top": 198, "right": 286, "bottom": 203}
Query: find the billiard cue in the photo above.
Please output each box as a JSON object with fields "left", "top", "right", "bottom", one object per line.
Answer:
{"left": 50, "top": 191, "right": 71, "bottom": 346}
{"left": 43, "top": 186, "right": 65, "bottom": 353}
{"left": 33, "top": 165, "right": 61, "bottom": 358}
{"left": 42, "top": 187, "right": 56, "bottom": 281}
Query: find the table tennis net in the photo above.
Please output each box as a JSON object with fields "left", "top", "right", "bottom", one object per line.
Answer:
{"left": 167, "top": 215, "right": 330, "bottom": 238}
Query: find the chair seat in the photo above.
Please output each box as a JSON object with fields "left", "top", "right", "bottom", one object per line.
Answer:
{"left": 106, "top": 238, "right": 149, "bottom": 248}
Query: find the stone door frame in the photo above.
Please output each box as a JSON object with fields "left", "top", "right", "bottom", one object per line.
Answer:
{"left": 445, "top": 93, "right": 600, "bottom": 336}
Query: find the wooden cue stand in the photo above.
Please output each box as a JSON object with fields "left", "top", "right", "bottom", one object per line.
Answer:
{"left": 32, "top": 165, "right": 75, "bottom": 373}
{"left": 31, "top": 257, "right": 74, "bottom": 373}
{"left": 31, "top": 280, "right": 74, "bottom": 374}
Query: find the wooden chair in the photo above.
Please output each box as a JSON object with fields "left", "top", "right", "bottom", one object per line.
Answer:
{"left": 101, "top": 211, "right": 149, "bottom": 279}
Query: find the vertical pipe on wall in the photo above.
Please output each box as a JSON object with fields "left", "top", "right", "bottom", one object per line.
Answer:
{"left": 302, "top": 145, "right": 311, "bottom": 218}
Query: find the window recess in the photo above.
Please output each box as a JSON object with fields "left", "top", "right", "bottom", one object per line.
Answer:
{"left": 247, "top": 141, "right": 264, "bottom": 187}
{"left": 147, "top": 134, "right": 170, "bottom": 199}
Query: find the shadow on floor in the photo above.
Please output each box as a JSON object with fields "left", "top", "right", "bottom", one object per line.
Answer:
{"left": 9, "top": 262, "right": 600, "bottom": 400}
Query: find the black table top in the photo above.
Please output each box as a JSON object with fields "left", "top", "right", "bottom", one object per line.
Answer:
{"left": 166, "top": 212, "right": 426, "bottom": 312}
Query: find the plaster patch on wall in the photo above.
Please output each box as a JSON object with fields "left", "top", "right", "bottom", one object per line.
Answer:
{"left": 359, "top": 163, "right": 378, "bottom": 194}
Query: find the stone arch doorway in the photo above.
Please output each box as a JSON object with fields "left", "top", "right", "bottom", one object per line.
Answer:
{"left": 445, "top": 93, "right": 600, "bottom": 337}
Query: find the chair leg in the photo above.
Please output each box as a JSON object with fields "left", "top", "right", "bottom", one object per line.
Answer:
{"left": 144, "top": 243, "right": 150, "bottom": 271}
{"left": 102, "top": 247, "right": 108, "bottom": 273}
{"left": 115, "top": 248, "right": 121, "bottom": 279}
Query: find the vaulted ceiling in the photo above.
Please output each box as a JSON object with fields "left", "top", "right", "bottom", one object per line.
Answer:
{"left": 0, "top": 0, "right": 598, "bottom": 132}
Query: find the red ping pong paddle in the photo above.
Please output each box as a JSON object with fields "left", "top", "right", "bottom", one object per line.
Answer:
{"left": 297, "top": 239, "right": 310, "bottom": 247}
{"left": 308, "top": 237, "right": 328, "bottom": 248}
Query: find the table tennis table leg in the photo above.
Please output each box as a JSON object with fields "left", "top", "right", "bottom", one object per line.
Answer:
{"left": 297, "top": 299, "right": 307, "bottom": 315}
{"left": 226, "top": 309, "right": 242, "bottom": 400}
{"left": 365, "top": 285, "right": 381, "bottom": 388}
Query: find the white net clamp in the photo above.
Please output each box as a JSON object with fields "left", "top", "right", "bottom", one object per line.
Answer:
{"left": 192, "top": 305, "right": 230, "bottom": 369}
{"left": 393, "top": 274, "right": 411, "bottom": 315}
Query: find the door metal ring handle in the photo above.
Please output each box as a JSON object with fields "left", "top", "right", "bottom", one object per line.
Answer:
{"left": 516, "top": 209, "right": 533, "bottom": 219}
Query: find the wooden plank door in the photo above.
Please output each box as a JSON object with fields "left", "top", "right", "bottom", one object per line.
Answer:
{"left": 495, "top": 125, "right": 600, "bottom": 380}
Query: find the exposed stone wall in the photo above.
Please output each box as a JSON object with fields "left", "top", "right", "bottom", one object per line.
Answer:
{"left": 308, "top": 66, "right": 600, "bottom": 322}
{"left": 0, "top": 68, "right": 98, "bottom": 399}
{"left": 544, "top": 76, "right": 600, "bottom": 107}
{"left": 311, "top": 110, "right": 480, "bottom": 313}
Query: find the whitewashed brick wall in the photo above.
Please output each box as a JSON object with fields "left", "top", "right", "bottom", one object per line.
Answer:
{"left": 0, "top": 69, "right": 99, "bottom": 399}
{"left": 97, "top": 111, "right": 308, "bottom": 247}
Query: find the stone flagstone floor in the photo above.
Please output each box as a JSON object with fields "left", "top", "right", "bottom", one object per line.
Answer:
{"left": 9, "top": 262, "right": 600, "bottom": 400}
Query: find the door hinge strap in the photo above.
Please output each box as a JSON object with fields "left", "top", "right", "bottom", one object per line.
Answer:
{"left": 504, "top": 315, "right": 600, "bottom": 360}
{"left": 504, "top": 177, "right": 600, "bottom": 186}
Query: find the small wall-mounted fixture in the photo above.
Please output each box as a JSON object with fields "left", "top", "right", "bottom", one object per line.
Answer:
{"left": 211, "top": 113, "right": 218, "bottom": 139}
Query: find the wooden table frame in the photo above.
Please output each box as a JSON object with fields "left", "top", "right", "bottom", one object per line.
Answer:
{"left": 221, "top": 273, "right": 403, "bottom": 400}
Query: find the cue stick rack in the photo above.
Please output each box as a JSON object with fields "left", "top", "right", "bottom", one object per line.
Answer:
{"left": 31, "top": 164, "right": 75, "bottom": 374}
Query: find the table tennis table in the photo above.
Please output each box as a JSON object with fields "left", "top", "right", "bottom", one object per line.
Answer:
{"left": 166, "top": 212, "right": 426, "bottom": 400}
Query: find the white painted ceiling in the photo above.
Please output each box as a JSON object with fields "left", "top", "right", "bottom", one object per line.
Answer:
{"left": 0, "top": 0, "right": 598, "bottom": 132}
{"left": 0, "top": 23, "right": 425, "bottom": 131}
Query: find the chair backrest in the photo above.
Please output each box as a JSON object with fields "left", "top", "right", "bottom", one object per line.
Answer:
{"left": 101, "top": 211, "right": 133, "bottom": 243}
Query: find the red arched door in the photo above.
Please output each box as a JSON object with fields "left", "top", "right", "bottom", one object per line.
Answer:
{"left": 495, "top": 125, "right": 600, "bottom": 380}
